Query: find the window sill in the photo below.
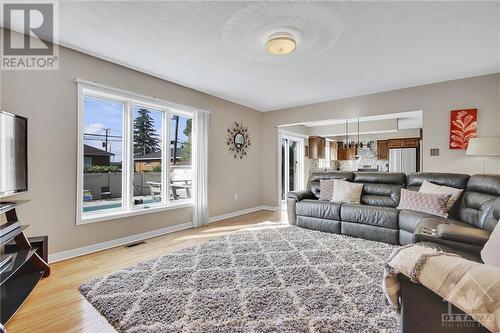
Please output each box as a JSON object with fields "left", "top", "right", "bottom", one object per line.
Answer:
{"left": 77, "top": 201, "right": 193, "bottom": 225}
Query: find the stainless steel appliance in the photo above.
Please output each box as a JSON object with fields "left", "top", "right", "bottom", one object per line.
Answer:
{"left": 389, "top": 148, "right": 418, "bottom": 173}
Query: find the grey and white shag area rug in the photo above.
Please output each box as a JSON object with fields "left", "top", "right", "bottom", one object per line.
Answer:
{"left": 80, "top": 223, "right": 400, "bottom": 333}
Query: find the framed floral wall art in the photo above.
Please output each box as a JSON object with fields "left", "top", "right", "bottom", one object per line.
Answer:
{"left": 449, "top": 109, "right": 477, "bottom": 150}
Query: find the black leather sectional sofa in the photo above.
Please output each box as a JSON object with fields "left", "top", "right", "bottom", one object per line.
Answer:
{"left": 287, "top": 171, "right": 500, "bottom": 252}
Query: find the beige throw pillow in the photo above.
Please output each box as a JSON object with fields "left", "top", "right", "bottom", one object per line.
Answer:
{"left": 481, "top": 220, "right": 500, "bottom": 267}
{"left": 319, "top": 179, "right": 335, "bottom": 201}
{"left": 397, "top": 188, "right": 451, "bottom": 218}
{"left": 419, "top": 180, "right": 463, "bottom": 211}
{"left": 331, "top": 180, "right": 364, "bottom": 204}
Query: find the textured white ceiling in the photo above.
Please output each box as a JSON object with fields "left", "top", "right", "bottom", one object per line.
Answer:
{"left": 44, "top": 2, "right": 500, "bottom": 110}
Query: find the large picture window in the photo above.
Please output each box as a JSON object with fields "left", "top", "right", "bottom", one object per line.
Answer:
{"left": 77, "top": 83, "right": 194, "bottom": 224}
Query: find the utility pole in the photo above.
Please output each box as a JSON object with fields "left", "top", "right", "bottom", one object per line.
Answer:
{"left": 103, "top": 128, "right": 111, "bottom": 152}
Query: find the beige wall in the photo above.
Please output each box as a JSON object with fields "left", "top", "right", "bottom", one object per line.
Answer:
{"left": 2, "top": 33, "right": 499, "bottom": 255}
{"left": 1, "top": 44, "right": 262, "bottom": 254}
{"left": 261, "top": 74, "right": 500, "bottom": 207}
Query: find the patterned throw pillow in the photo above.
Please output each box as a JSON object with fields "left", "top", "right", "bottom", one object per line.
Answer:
{"left": 319, "top": 179, "right": 335, "bottom": 201}
{"left": 419, "top": 180, "right": 463, "bottom": 212}
{"left": 397, "top": 189, "right": 451, "bottom": 218}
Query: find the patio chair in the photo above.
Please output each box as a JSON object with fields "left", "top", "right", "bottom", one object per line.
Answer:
{"left": 101, "top": 186, "right": 111, "bottom": 200}
{"left": 147, "top": 182, "right": 162, "bottom": 201}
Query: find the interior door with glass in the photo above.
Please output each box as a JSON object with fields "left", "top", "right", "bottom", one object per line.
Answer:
{"left": 281, "top": 136, "right": 303, "bottom": 201}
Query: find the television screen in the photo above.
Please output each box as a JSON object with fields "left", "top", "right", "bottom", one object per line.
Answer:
{"left": 0, "top": 111, "right": 28, "bottom": 197}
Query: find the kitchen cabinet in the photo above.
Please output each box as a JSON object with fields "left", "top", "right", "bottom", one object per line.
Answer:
{"left": 337, "top": 146, "right": 356, "bottom": 160}
{"left": 388, "top": 138, "right": 420, "bottom": 149}
{"left": 388, "top": 139, "right": 402, "bottom": 148}
{"left": 402, "top": 138, "right": 419, "bottom": 148}
{"left": 308, "top": 136, "right": 326, "bottom": 159}
{"left": 329, "top": 141, "right": 338, "bottom": 161}
{"left": 377, "top": 140, "right": 389, "bottom": 160}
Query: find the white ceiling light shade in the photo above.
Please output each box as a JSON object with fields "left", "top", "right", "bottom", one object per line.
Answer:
{"left": 222, "top": 2, "right": 343, "bottom": 62}
{"left": 265, "top": 32, "right": 296, "bottom": 55}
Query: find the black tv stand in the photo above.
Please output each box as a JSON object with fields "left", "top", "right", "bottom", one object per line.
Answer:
{"left": 0, "top": 202, "right": 15, "bottom": 212}
{"left": 0, "top": 200, "right": 50, "bottom": 325}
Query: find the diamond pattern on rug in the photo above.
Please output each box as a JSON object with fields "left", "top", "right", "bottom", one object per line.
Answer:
{"left": 80, "top": 223, "right": 399, "bottom": 333}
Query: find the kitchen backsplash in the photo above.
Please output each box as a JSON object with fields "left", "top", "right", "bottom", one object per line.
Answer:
{"left": 310, "top": 143, "right": 389, "bottom": 173}
{"left": 339, "top": 144, "right": 388, "bottom": 171}
{"left": 336, "top": 158, "right": 389, "bottom": 172}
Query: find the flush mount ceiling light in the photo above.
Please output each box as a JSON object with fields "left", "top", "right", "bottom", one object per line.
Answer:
{"left": 265, "top": 32, "right": 296, "bottom": 55}
{"left": 223, "top": 2, "right": 343, "bottom": 62}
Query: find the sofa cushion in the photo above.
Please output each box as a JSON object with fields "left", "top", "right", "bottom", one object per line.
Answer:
{"left": 455, "top": 175, "right": 500, "bottom": 231}
{"left": 354, "top": 172, "right": 406, "bottom": 185}
{"left": 399, "top": 209, "right": 438, "bottom": 233}
{"left": 359, "top": 184, "right": 403, "bottom": 208}
{"left": 415, "top": 218, "right": 484, "bottom": 255}
{"left": 296, "top": 216, "right": 341, "bottom": 234}
{"left": 340, "top": 204, "right": 399, "bottom": 229}
{"left": 436, "top": 224, "right": 490, "bottom": 246}
{"left": 341, "top": 221, "right": 399, "bottom": 245}
{"left": 466, "top": 174, "right": 500, "bottom": 196}
{"left": 406, "top": 172, "right": 470, "bottom": 191}
{"left": 307, "top": 171, "right": 354, "bottom": 199}
{"left": 296, "top": 199, "right": 341, "bottom": 220}
{"left": 354, "top": 172, "right": 406, "bottom": 208}
{"left": 416, "top": 217, "right": 472, "bottom": 231}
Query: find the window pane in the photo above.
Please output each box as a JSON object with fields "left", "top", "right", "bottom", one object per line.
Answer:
{"left": 133, "top": 107, "right": 163, "bottom": 206}
{"left": 83, "top": 96, "right": 124, "bottom": 213}
{"left": 170, "top": 114, "right": 192, "bottom": 201}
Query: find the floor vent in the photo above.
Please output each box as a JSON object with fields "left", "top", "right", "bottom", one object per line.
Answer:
{"left": 124, "top": 241, "right": 146, "bottom": 248}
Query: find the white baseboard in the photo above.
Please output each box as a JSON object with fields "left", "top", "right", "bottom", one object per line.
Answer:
{"left": 209, "top": 205, "right": 280, "bottom": 223}
{"left": 48, "top": 222, "right": 193, "bottom": 263}
{"left": 49, "top": 206, "right": 280, "bottom": 263}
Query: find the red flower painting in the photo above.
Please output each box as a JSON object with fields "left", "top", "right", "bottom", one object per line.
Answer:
{"left": 449, "top": 109, "right": 477, "bottom": 150}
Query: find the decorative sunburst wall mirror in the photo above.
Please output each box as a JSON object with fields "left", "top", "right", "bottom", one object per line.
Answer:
{"left": 226, "top": 121, "right": 251, "bottom": 159}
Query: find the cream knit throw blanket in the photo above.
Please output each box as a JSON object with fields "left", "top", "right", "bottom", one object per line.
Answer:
{"left": 383, "top": 244, "right": 500, "bottom": 333}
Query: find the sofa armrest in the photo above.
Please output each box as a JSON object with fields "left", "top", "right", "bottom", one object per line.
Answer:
{"left": 286, "top": 190, "right": 316, "bottom": 202}
{"left": 436, "top": 224, "right": 490, "bottom": 246}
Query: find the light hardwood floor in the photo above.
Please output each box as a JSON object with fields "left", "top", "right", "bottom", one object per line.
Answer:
{"left": 5, "top": 210, "right": 286, "bottom": 333}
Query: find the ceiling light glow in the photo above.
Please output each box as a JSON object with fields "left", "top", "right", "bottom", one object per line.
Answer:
{"left": 265, "top": 32, "right": 296, "bottom": 56}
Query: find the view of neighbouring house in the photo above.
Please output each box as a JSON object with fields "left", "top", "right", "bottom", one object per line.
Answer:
{"left": 83, "top": 144, "right": 114, "bottom": 168}
{"left": 134, "top": 146, "right": 189, "bottom": 172}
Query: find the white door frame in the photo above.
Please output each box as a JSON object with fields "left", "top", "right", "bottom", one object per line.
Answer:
{"left": 277, "top": 130, "right": 306, "bottom": 206}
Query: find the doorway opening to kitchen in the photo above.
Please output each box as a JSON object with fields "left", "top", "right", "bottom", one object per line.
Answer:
{"left": 277, "top": 111, "right": 423, "bottom": 193}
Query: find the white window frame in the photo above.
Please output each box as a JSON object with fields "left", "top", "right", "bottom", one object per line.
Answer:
{"left": 76, "top": 81, "right": 194, "bottom": 225}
